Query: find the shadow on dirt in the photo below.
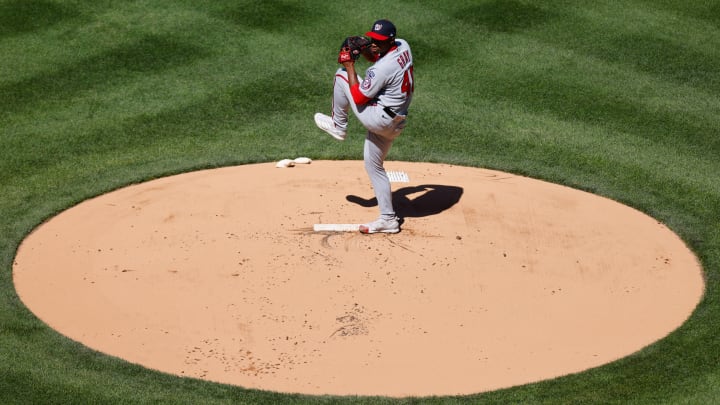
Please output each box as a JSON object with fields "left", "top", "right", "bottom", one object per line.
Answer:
{"left": 346, "top": 184, "right": 464, "bottom": 219}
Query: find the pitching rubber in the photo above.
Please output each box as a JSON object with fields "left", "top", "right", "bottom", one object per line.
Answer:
{"left": 313, "top": 223, "right": 361, "bottom": 232}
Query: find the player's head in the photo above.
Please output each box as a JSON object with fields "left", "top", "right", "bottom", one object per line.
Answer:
{"left": 366, "top": 19, "right": 396, "bottom": 53}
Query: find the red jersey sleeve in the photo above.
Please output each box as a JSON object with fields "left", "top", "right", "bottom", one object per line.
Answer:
{"left": 350, "top": 83, "right": 372, "bottom": 105}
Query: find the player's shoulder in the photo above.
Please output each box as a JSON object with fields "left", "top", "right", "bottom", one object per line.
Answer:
{"left": 394, "top": 38, "right": 411, "bottom": 50}
{"left": 392, "top": 39, "right": 412, "bottom": 58}
{"left": 370, "top": 39, "right": 412, "bottom": 72}
{"left": 391, "top": 39, "right": 412, "bottom": 62}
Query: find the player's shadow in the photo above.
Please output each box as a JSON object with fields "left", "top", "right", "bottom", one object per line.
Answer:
{"left": 346, "top": 184, "right": 463, "bottom": 219}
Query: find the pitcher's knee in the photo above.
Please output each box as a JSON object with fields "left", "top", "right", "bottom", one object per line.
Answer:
{"left": 364, "top": 160, "right": 383, "bottom": 175}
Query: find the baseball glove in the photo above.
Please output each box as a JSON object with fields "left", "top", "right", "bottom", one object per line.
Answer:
{"left": 338, "top": 36, "right": 371, "bottom": 63}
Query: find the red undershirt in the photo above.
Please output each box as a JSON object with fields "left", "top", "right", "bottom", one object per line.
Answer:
{"left": 348, "top": 44, "right": 398, "bottom": 106}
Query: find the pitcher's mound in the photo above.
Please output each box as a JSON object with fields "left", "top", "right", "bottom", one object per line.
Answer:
{"left": 13, "top": 161, "right": 704, "bottom": 397}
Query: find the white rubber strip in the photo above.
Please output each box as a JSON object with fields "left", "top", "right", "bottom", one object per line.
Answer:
{"left": 313, "top": 224, "right": 361, "bottom": 232}
{"left": 387, "top": 170, "right": 409, "bottom": 183}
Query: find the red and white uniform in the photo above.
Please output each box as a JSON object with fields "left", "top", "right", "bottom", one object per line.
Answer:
{"left": 332, "top": 39, "right": 414, "bottom": 138}
{"left": 329, "top": 38, "right": 414, "bottom": 220}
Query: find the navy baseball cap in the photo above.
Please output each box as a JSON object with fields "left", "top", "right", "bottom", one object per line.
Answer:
{"left": 366, "top": 19, "right": 396, "bottom": 41}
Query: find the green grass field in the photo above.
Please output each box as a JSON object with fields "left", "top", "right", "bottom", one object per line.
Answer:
{"left": 2, "top": 0, "right": 719, "bottom": 403}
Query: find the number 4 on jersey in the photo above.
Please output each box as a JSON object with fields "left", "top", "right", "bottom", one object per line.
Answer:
{"left": 401, "top": 66, "right": 415, "bottom": 95}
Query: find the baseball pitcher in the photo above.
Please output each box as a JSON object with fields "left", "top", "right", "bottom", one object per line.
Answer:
{"left": 314, "top": 19, "right": 415, "bottom": 234}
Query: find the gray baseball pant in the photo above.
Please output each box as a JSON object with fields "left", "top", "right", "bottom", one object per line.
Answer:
{"left": 331, "top": 68, "right": 407, "bottom": 220}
